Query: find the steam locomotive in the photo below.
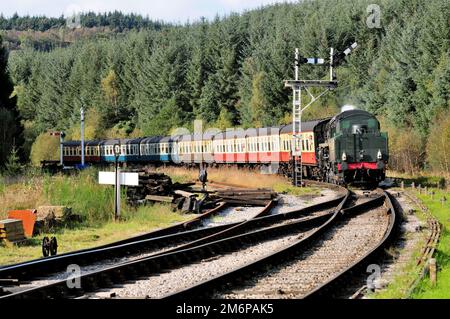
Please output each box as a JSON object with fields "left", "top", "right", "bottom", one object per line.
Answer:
{"left": 61, "top": 109, "right": 388, "bottom": 185}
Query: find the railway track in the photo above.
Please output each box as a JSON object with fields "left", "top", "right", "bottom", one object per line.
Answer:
{"left": 0, "top": 188, "right": 347, "bottom": 299}
{"left": 163, "top": 189, "right": 397, "bottom": 299}
{"left": 0, "top": 202, "right": 228, "bottom": 281}
{"left": 0, "top": 182, "right": 250, "bottom": 275}
{"left": 0, "top": 182, "right": 278, "bottom": 283}
{"left": 403, "top": 192, "right": 442, "bottom": 297}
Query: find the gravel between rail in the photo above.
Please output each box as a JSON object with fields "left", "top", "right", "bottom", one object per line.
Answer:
{"left": 87, "top": 223, "right": 322, "bottom": 299}
{"left": 163, "top": 190, "right": 397, "bottom": 300}
{"left": 218, "top": 204, "right": 390, "bottom": 299}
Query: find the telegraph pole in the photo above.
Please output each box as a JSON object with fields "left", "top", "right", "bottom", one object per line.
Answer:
{"left": 114, "top": 143, "right": 121, "bottom": 221}
{"left": 80, "top": 107, "right": 85, "bottom": 167}
{"left": 60, "top": 131, "right": 65, "bottom": 166}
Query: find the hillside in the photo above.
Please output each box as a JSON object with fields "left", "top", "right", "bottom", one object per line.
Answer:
{"left": 0, "top": 0, "right": 449, "bottom": 175}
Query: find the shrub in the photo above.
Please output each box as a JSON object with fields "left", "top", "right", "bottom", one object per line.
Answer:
{"left": 426, "top": 110, "right": 450, "bottom": 176}
{"left": 4, "top": 144, "right": 22, "bottom": 176}
{"left": 380, "top": 118, "right": 425, "bottom": 175}
{"left": 43, "top": 168, "right": 116, "bottom": 223}
{"left": 30, "top": 132, "right": 60, "bottom": 166}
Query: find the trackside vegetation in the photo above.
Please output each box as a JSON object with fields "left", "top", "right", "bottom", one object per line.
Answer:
{"left": 412, "top": 189, "right": 450, "bottom": 298}
{"left": 0, "top": 168, "right": 191, "bottom": 265}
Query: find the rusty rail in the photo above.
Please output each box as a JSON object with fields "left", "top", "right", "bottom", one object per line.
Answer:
{"left": 403, "top": 192, "right": 442, "bottom": 298}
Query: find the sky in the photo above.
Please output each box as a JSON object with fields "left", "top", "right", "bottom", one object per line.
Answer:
{"left": 0, "top": 0, "right": 297, "bottom": 23}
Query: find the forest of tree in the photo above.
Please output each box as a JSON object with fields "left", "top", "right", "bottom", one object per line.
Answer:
{"left": 1, "top": 0, "right": 449, "bottom": 174}
{"left": 0, "top": 34, "right": 23, "bottom": 166}
{"left": 0, "top": 11, "right": 166, "bottom": 32}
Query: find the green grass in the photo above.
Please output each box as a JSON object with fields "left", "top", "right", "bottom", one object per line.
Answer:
{"left": 411, "top": 189, "right": 450, "bottom": 298}
{"left": 42, "top": 169, "right": 117, "bottom": 222}
{"left": 370, "top": 194, "right": 428, "bottom": 299}
{"left": 387, "top": 171, "right": 447, "bottom": 188}
{"left": 273, "top": 183, "right": 321, "bottom": 196}
{"left": 0, "top": 168, "right": 193, "bottom": 266}
{"left": 0, "top": 203, "right": 190, "bottom": 266}
{"left": 371, "top": 187, "right": 449, "bottom": 299}
{"left": 0, "top": 167, "right": 322, "bottom": 266}
{"left": 0, "top": 175, "right": 5, "bottom": 195}
{"left": 372, "top": 237, "right": 424, "bottom": 299}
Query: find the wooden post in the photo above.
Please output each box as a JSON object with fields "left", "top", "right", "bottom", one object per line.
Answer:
{"left": 429, "top": 258, "right": 437, "bottom": 287}
{"left": 412, "top": 182, "right": 415, "bottom": 189}
{"left": 401, "top": 181, "right": 404, "bottom": 190}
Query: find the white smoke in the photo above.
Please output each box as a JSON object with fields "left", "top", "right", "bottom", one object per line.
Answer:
{"left": 341, "top": 105, "right": 358, "bottom": 113}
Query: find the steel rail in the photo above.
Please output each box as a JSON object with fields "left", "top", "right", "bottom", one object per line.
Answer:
{"left": 0, "top": 202, "right": 229, "bottom": 280}
{"left": 0, "top": 180, "right": 270, "bottom": 275}
{"left": 162, "top": 189, "right": 360, "bottom": 300}
{"left": 163, "top": 191, "right": 393, "bottom": 300}
{"left": 0, "top": 178, "right": 263, "bottom": 272}
{"left": 0, "top": 202, "right": 227, "bottom": 269}
{"left": 0, "top": 193, "right": 348, "bottom": 299}
{"left": 0, "top": 187, "right": 345, "bottom": 284}
{"left": 403, "top": 192, "right": 442, "bottom": 298}
{"left": 303, "top": 190, "right": 398, "bottom": 298}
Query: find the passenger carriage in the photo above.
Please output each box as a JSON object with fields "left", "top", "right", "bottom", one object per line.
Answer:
{"left": 140, "top": 136, "right": 165, "bottom": 162}
{"left": 62, "top": 140, "right": 101, "bottom": 164}
{"left": 100, "top": 139, "right": 142, "bottom": 163}
{"left": 280, "top": 119, "right": 330, "bottom": 166}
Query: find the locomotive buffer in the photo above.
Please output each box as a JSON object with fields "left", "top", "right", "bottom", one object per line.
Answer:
{"left": 285, "top": 42, "right": 358, "bottom": 186}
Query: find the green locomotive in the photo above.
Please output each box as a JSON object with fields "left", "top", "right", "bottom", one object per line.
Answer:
{"left": 318, "top": 109, "right": 389, "bottom": 185}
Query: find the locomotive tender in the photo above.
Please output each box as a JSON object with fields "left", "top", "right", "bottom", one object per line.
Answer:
{"left": 61, "top": 109, "right": 388, "bottom": 185}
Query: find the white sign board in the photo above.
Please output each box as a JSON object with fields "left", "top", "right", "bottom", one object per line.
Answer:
{"left": 99, "top": 172, "right": 139, "bottom": 186}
